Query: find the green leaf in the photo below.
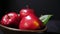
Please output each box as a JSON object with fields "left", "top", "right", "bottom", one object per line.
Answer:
{"left": 39, "top": 15, "right": 53, "bottom": 25}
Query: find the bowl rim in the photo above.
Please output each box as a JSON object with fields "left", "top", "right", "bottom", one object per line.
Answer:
{"left": 0, "top": 24, "right": 47, "bottom": 32}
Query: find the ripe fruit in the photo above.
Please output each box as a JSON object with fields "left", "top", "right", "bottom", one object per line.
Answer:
{"left": 1, "top": 12, "right": 19, "bottom": 26}
{"left": 19, "top": 14, "right": 43, "bottom": 30}
{"left": 20, "top": 8, "right": 35, "bottom": 19}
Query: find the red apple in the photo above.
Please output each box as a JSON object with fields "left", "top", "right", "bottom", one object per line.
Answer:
{"left": 19, "top": 14, "right": 43, "bottom": 30}
{"left": 20, "top": 8, "right": 35, "bottom": 19}
{"left": 1, "top": 12, "right": 19, "bottom": 26}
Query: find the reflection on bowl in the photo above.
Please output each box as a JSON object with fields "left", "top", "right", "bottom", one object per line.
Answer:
{"left": 0, "top": 24, "right": 47, "bottom": 33}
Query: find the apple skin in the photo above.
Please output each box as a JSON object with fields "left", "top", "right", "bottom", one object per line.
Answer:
{"left": 19, "top": 14, "right": 43, "bottom": 30}
{"left": 1, "top": 12, "right": 19, "bottom": 26}
{"left": 20, "top": 9, "right": 35, "bottom": 19}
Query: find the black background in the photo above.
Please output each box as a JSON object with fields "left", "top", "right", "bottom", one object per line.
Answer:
{"left": 0, "top": 0, "right": 60, "bottom": 20}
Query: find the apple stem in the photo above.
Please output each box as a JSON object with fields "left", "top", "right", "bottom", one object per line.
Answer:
{"left": 7, "top": 15, "right": 11, "bottom": 19}
{"left": 26, "top": 5, "right": 29, "bottom": 9}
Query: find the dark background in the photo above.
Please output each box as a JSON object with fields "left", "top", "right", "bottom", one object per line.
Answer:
{"left": 0, "top": 0, "right": 60, "bottom": 34}
{"left": 0, "top": 0, "right": 60, "bottom": 20}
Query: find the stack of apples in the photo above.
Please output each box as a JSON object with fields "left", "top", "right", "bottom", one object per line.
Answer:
{"left": 0, "top": 7, "right": 44, "bottom": 30}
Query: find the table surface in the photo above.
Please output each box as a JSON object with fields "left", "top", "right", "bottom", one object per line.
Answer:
{"left": 0, "top": 20, "right": 60, "bottom": 34}
{"left": 47, "top": 20, "right": 60, "bottom": 33}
